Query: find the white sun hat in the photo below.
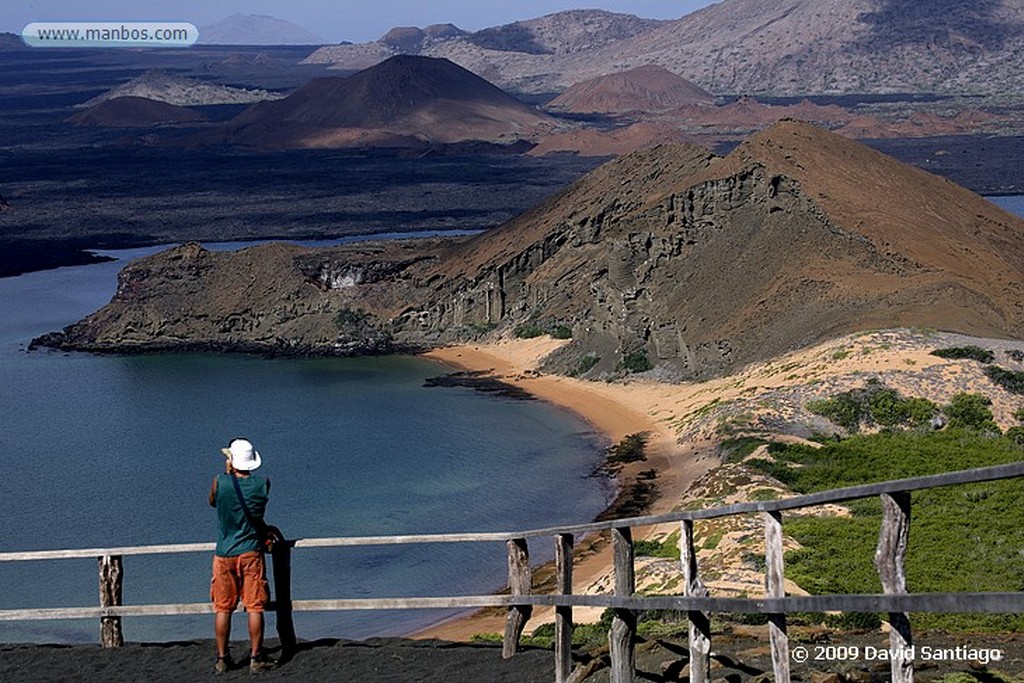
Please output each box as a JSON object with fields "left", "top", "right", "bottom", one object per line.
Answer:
{"left": 221, "top": 438, "right": 262, "bottom": 471}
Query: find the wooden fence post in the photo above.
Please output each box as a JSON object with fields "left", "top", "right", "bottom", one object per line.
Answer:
{"left": 503, "top": 537, "right": 532, "bottom": 659}
{"left": 98, "top": 554, "right": 123, "bottom": 648}
{"left": 271, "top": 541, "right": 297, "bottom": 658}
{"left": 763, "top": 511, "right": 789, "bottom": 683}
{"left": 875, "top": 491, "right": 913, "bottom": 683}
{"left": 681, "top": 520, "right": 711, "bottom": 683}
{"left": 555, "top": 533, "right": 574, "bottom": 683}
{"left": 610, "top": 526, "right": 636, "bottom": 683}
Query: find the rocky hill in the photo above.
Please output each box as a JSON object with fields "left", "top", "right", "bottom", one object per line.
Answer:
{"left": 81, "top": 70, "right": 284, "bottom": 107}
{"left": 38, "top": 121, "right": 1024, "bottom": 380}
{"left": 547, "top": 65, "right": 713, "bottom": 114}
{"left": 218, "top": 55, "right": 555, "bottom": 148}
{"left": 199, "top": 13, "right": 324, "bottom": 45}
{"left": 304, "top": 1, "right": 1024, "bottom": 96}
{"left": 67, "top": 97, "right": 206, "bottom": 127}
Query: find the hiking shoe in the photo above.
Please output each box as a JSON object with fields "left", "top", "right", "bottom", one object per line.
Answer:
{"left": 213, "top": 654, "right": 232, "bottom": 674}
{"left": 249, "top": 653, "right": 276, "bottom": 674}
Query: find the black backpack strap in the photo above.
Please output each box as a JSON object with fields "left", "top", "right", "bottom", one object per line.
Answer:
{"left": 229, "top": 471, "right": 266, "bottom": 536}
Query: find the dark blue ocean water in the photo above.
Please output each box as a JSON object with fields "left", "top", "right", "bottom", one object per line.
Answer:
{"left": 0, "top": 245, "right": 612, "bottom": 644}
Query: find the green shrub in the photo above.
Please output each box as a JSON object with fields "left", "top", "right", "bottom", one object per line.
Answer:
{"left": 905, "top": 397, "right": 940, "bottom": 427}
{"left": 749, "top": 487, "right": 780, "bottom": 501}
{"left": 984, "top": 365, "right": 1024, "bottom": 395}
{"left": 867, "top": 387, "right": 910, "bottom": 426}
{"left": 618, "top": 348, "right": 653, "bottom": 373}
{"left": 1015, "top": 408, "right": 1024, "bottom": 423}
{"left": 570, "top": 354, "right": 600, "bottom": 377}
{"left": 747, "top": 458, "right": 800, "bottom": 487}
{"left": 944, "top": 392, "right": 999, "bottom": 432}
{"left": 807, "top": 393, "right": 864, "bottom": 431}
{"left": 607, "top": 432, "right": 648, "bottom": 464}
{"left": 513, "top": 323, "right": 544, "bottom": 339}
{"left": 633, "top": 538, "right": 679, "bottom": 559}
{"left": 551, "top": 325, "right": 572, "bottom": 340}
{"left": 1006, "top": 426, "right": 1024, "bottom": 447}
{"left": 931, "top": 346, "right": 996, "bottom": 363}
{"left": 1006, "top": 349, "right": 1024, "bottom": 362}
{"left": 720, "top": 437, "right": 769, "bottom": 463}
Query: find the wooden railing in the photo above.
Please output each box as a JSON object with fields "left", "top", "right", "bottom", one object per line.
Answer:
{"left": 3, "top": 462, "right": 1024, "bottom": 683}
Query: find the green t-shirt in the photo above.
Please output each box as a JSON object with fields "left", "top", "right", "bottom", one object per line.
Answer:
{"left": 214, "top": 473, "right": 269, "bottom": 557}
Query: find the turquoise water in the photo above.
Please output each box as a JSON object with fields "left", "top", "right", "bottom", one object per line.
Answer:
{"left": 0, "top": 248, "right": 612, "bottom": 643}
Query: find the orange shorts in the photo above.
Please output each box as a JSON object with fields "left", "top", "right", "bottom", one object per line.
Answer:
{"left": 210, "top": 552, "right": 269, "bottom": 613}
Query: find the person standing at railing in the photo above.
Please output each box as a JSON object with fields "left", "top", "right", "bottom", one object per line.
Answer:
{"left": 208, "top": 438, "right": 276, "bottom": 674}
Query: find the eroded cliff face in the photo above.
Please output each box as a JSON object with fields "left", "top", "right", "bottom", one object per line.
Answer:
{"left": 37, "top": 122, "right": 1024, "bottom": 380}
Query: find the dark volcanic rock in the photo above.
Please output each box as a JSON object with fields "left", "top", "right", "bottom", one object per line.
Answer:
{"left": 67, "top": 96, "right": 207, "bottom": 127}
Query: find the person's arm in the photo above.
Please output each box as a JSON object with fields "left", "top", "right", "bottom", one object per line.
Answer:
{"left": 209, "top": 476, "right": 218, "bottom": 507}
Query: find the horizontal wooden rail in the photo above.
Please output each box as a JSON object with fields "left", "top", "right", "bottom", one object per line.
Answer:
{"left": 5, "top": 591, "right": 1024, "bottom": 623}
{"left": 4, "top": 461, "right": 1024, "bottom": 683}
{"left": 4, "top": 462, "right": 1023, "bottom": 564}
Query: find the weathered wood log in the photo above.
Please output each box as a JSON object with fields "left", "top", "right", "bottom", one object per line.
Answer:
{"left": 98, "top": 555, "right": 123, "bottom": 648}
{"left": 555, "top": 533, "right": 574, "bottom": 683}
{"left": 610, "top": 527, "right": 635, "bottom": 683}
{"left": 681, "top": 520, "right": 711, "bottom": 683}
{"left": 502, "top": 537, "right": 532, "bottom": 659}
{"left": 763, "top": 511, "right": 789, "bottom": 683}
{"left": 875, "top": 491, "right": 913, "bottom": 683}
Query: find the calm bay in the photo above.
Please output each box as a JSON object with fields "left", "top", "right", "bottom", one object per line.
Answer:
{"left": 0, "top": 244, "right": 612, "bottom": 644}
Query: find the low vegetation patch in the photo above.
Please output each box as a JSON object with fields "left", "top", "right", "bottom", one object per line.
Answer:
{"left": 618, "top": 348, "right": 652, "bottom": 374}
{"left": 513, "top": 319, "right": 573, "bottom": 340}
{"left": 984, "top": 365, "right": 1024, "bottom": 395}
{"left": 930, "top": 345, "right": 996, "bottom": 363}
{"left": 606, "top": 432, "right": 649, "bottom": 465}
{"left": 749, "top": 429, "right": 1024, "bottom": 631}
{"left": 569, "top": 353, "right": 600, "bottom": 377}
{"left": 806, "top": 378, "right": 938, "bottom": 432}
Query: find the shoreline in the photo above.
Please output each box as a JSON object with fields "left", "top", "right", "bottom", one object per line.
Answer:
{"left": 411, "top": 338, "right": 715, "bottom": 640}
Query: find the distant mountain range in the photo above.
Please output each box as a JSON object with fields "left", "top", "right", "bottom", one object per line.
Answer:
{"left": 41, "top": 121, "right": 1024, "bottom": 380}
{"left": 305, "top": 1, "right": 1024, "bottom": 96}
{"left": 199, "top": 13, "right": 324, "bottom": 45}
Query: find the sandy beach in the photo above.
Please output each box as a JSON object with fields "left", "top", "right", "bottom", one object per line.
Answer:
{"left": 412, "top": 330, "right": 1024, "bottom": 640}
{"left": 415, "top": 337, "right": 717, "bottom": 640}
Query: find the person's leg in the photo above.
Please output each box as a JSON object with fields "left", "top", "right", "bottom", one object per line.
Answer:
{"left": 248, "top": 611, "right": 264, "bottom": 658}
{"left": 215, "top": 612, "right": 232, "bottom": 658}
{"left": 211, "top": 555, "right": 241, "bottom": 666}
{"left": 238, "top": 552, "right": 274, "bottom": 670}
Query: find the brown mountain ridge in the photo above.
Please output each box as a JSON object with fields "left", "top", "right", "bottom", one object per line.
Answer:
{"left": 38, "top": 121, "right": 1024, "bottom": 380}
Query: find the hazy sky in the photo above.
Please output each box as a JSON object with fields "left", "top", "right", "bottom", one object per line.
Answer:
{"left": 9, "top": 1, "right": 720, "bottom": 43}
